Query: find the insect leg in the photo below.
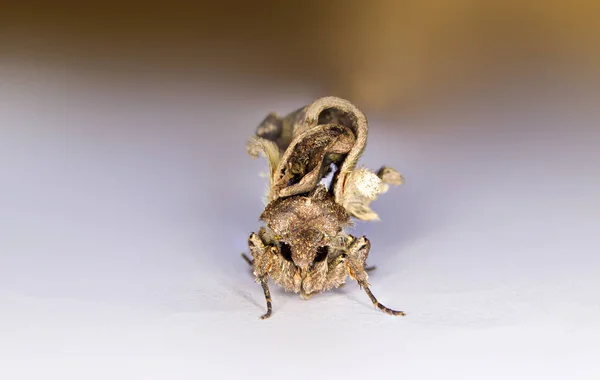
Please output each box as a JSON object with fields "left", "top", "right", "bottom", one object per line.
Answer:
{"left": 241, "top": 253, "right": 253, "bottom": 266}
{"left": 248, "top": 232, "right": 276, "bottom": 319}
{"left": 347, "top": 235, "right": 405, "bottom": 316}
{"left": 259, "top": 277, "right": 273, "bottom": 319}
{"left": 360, "top": 284, "right": 405, "bottom": 316}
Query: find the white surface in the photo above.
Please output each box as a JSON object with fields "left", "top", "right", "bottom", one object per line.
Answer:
{"left": 1, "top": 66, "right": 599, "bottom": 379}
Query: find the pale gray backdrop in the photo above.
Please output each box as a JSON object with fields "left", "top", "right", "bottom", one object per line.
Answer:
{"left": 1, "top": 62, "right": 599, "bottom": 379}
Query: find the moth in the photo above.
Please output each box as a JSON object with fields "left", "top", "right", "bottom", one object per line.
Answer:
{"left": 244, "top": 96, "right": 404, "bottom": 319}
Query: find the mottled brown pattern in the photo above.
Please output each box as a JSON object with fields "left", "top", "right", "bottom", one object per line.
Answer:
{"left": 246, "top": 97, "right": 405, "bottom": 319}
{"left": 273, "top": 124, "right": 355, "bottom": 199}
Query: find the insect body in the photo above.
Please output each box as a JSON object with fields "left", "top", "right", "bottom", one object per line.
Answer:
{"left": 245, "top": 97, "right": 404, "bottom": 319}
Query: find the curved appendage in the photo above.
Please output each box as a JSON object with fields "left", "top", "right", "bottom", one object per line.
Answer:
{"left": 274, "top": 124, "right": 355, "bottom": 199}
{"left": 248, "top": 97, "right": 370, "bottom": 202}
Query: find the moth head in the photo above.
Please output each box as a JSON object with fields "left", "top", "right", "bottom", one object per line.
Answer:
{"left": 277, "top": 228, "right": 327, "bottom": 270}
{"left": 260, "top": 186, "right": 350, "bottom": 270}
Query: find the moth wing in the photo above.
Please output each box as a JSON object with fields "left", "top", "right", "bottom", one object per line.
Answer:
{"left": 247, "top": 136, "right": 281, "bottom": 199}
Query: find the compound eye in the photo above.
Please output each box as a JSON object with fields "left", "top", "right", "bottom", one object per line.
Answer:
{"left": 314, "top": 246, "right": 328, "bottom": 262}
{"left": 279, "top": 242, "right": 293, "bottom": 262}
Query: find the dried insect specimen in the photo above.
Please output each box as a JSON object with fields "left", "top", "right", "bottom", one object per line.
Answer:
{"left": 245, "top": 96, "right": 404, "bottom": 319}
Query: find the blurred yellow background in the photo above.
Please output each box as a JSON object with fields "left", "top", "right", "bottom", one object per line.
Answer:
{"left": 2, "top": 1, "right": 598, "bottom": 113}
